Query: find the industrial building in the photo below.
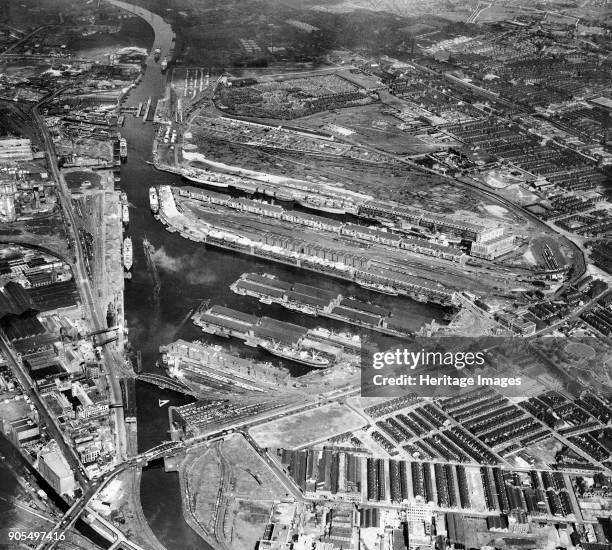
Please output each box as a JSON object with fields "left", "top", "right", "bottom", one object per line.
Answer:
{"left": 470, "top": 233, "right": 516, "bottom": 260}
{"left": 37, "top": 443, "right": 76, "bottom": 496}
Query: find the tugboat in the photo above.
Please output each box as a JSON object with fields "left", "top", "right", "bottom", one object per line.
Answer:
{"left": 122, "top": 204, "right": 129, "bottom": 227}
{"left": 160, "top": 57, "right": 168, "bottom": 72}
{"left": 154, "top": 47, "right": 161, "bottom": 62}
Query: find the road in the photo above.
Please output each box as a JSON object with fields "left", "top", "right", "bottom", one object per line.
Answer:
{"left": 0, "top": 26, "right": 49, "bottom": 58}
{"left": 36, "top": 460, "right": 133, "bottom": 550}
{"left": 31, "top": 101, "right": 128, "bottom": 466}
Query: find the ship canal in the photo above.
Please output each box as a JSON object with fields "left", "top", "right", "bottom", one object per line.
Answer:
{"left": 101, "top": 1, "right": 447, "bottom": 549}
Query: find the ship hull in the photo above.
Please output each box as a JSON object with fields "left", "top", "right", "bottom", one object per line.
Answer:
{"left": 259, "top": 344, "right": 329, "bottom": 368}
{"left": 358, "top": 282, "right": 399, "bottom": 296}
{"left": 123, "top": 238, "right": 133, "bottom": 271}
{"left": 184, "top": 174, "right": 229, "bottom": 188}
{"left": 296, "top": 197, "right": 346, "bottom": 214}
{"left": 149, "top": 188, "right": 159, "bottom": 214}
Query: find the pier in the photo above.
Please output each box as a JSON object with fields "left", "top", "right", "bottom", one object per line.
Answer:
{"left": 231, "top": 272, "right": 415, "bottom": 336}
{"left": 192, "top": 305, "right": 361, "bottom": 369}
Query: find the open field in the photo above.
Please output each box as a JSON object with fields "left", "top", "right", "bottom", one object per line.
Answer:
{"left": 248, "top": 402, "right": 367, "bottom": 448}
{"left": 228, "top": 499, "right": 272, "bottom": 550}
{"left": 296, "top": 103, "right": 445, "bottom": 155}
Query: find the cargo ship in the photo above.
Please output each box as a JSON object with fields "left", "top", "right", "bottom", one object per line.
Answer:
{"left": 358, "top": 281, "right": 399, "bottom": 296}
{"left": 259, "top": 341, "right": 329, "bottom": 368}
{"left": 296, "top": 195, "right": 347, "bottom": 214}
{"left": 309, "top": 327, "right": 361, "bottom": 352}
{"left": 154, "top": 47, "right": 161, "bottom": 61}
{"left": 123, "top": 237, "right": 133, "bottom": 271}
{"left": 183, "top": 169, "right": 230, "bottom": 188}
{"left": 149, "top": 187, "right": 159, "bottom": 214}
{"left": 122, "top": 204, "right": 129, "bottom": 226}
{"left": 119, "top": 137, "right": 127, "bottom": 160}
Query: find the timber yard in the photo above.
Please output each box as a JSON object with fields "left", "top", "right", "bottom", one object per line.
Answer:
{"left": 0, "top": 0, "right": 611, "bottom": 550}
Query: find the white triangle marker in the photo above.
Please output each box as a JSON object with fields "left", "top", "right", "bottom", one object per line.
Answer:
{"left": 158, "top": 399, "right": 170, "bottom": 407}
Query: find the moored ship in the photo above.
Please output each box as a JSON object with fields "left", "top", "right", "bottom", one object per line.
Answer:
{"left": 259, "top": 340, "right": 329, "bottom": 368}
{"left": 119, "top": 137, "right": 127, "bottom": 160}
{"left": 161, "top": 57, "right": 168, "bottom": 72}
{"left": 149, "top": 187, "right": 159, "bottom": 214}
{"left": 296, "top": 195, "right": 347, "bottom": 214}
{"left": 123, "top": 237, "right": 133, "bottom": 271}
{"left": 358, "top": 281, "right": 399, "bottom": 296}
{"left": 122, "top": 204, "right": 129, "bottom": 226}
{"left": 183, "top": 169, "right": 230, "bottom": 188}
{"left": 154, "top": 47, "right": 161, "bottom": 61}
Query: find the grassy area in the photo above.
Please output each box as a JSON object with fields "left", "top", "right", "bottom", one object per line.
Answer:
{"left": 249, "top": 402, "right": 367, "bottom": 448}
{"left": 226, "top": 499, "right": 272, "bottom": 550}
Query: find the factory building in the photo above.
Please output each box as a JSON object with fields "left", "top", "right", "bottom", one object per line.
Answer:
{"left": 72, "top": 381, "right": 110, "bottom": 420}
{"left": 282, "top": 210, "right": 343, "bottom": 232}
{"left": 74, "top": 434, "right": 102, "bottom": 464}
{"left": 496, "top": 311, "right": 537, "bottom": 336}
{"left": 0, "top": 138, "right": 33, "bottom": 162}
{"left": 228, "top": 197, "right": 283, "bottom": 218}
{"left": 400, "top": 237, "right": 467, "bottom": 264}
{"left": 470, "top": 233, "right": 515, "bottom": 260}
{"left": 358, "top": 201, "right": 489, "bottom": 242}
{"left": 7, "top": 417, "right": 40, "bottom": 447}
{"left": 37, "top": 444, "right": 76, "bottom": 496}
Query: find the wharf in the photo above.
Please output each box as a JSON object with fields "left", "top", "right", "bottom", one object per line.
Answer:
{"left": 231, "top": 272, "right": 414, "bottom": 337}
{"left": 156, "top": 185, "right": 457, "bottom": 307}
{"left": 192, "top": 305, "right": 360, "bottom": 368}
{"left": 154, "top": 153, "right": 365, "bottom": 213}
